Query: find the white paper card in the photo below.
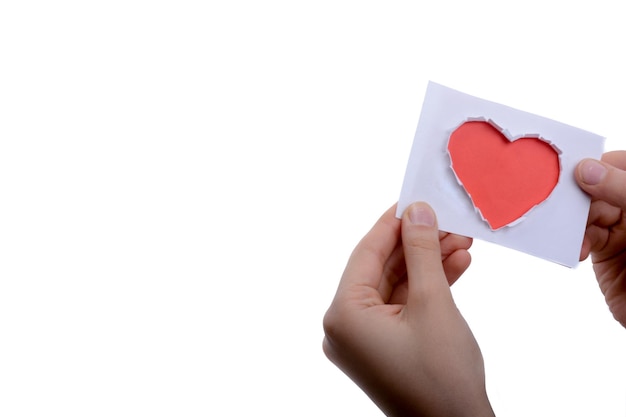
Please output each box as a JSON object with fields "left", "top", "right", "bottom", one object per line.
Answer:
{"left": 396, "top": 82, "right": 605, "bottom": 267}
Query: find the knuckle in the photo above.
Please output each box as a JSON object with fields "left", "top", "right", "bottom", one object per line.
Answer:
{"left": 605, "top": 168, "right": 626, "bottom": 208}
{"left": 322, "top": 306, "right": 344, "bottom": 344}
{"left": 406, "top": 234, "right": 441, "bottom": 254}
{"left": 322, "top": 337, "right": 338, "bottom": 363}
{"left": 322, "top": 307, "right": 346, "bottom": 362}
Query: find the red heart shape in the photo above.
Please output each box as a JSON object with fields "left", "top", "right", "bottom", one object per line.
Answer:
{"left": 447, "top": 120, "right": 560, "bottom": 230}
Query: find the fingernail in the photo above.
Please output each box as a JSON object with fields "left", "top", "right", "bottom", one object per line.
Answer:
{"left": 408, "top": 204, "right": 435, "bottom": 227}
{"left": 580, "top": 160, "right": 607, "bottom": 185}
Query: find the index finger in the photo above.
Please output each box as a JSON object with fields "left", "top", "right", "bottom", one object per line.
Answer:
{"left": 602, "top": 151, "right": 626, "bottom": 170}
{"left": 338, "top": 204, "right": 401, "bottom": 292}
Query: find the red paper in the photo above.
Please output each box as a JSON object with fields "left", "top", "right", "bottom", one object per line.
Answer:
{"left": 448, "top": 120, "right": 560, "bottom": 230}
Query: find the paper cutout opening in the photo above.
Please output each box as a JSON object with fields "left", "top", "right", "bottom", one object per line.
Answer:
{"left": 447, "top": 118, "right": 561, "bottom": 231}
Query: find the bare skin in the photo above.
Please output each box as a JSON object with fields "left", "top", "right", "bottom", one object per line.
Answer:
{"left": 323, "top": 203, "right": 494, "bottom": 416}
{"left": 577, "top": 151, "right": 626, "bottom": 327}
{"left": 322, "top": 151, "right": 626, "bottom": 416}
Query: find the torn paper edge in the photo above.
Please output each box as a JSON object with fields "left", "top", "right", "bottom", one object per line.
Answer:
{"left": 446, "top": 117, "right": 563, "bottom": 231}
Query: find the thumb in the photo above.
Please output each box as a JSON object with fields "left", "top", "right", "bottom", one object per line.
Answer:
{"left": 576, "top": 159, "right": 626, "bottom": 209}
{"left": 401, "top": 202, "right": 450, "bottom": 301}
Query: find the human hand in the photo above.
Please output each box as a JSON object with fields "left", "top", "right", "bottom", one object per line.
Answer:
{"left": 322, "top": 202, "right": 494, "bottom": 417}
{"left": 576, "top": 151, "right": 626, "bottom": 328}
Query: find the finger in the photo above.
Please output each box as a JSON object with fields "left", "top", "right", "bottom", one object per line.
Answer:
{"left": 387, "top": 280, "right": 409, "bottom": 305}
{"left": 576, "top": 158, "right": 626, "bottom": 210}
{"left": 380, "top": 233, "right": 473, "bottom": 302}
{"left": 586, "top": 224, "right": 610, "bottom": 254}
{"left": 439, "top": 233, "right": 473, "bottom": 286}
{"left": 443, "top": 249, "right": 472, "bottom": 286}
{"left": 601, "top": 150, "right": 626, "bottom": 170}
{"left": 378, "top": 242, "right": 407, "bottom": 302}
{"left": 439, "top": 233, "right": 473, "bottom": 285}
{"left": 338, "top": 204, "right": 401, "bottom": 292}
{"left": 587, "top": 199, "right": 621, "bottom": 228}
{"left": 401, "top": 202, "right": 451, "bottom": 303}
{"left": 579, "top": 235, "right": 591, "bottom": 261}
{"left": 440, "top": 233, "right": 473, "bottom": 260}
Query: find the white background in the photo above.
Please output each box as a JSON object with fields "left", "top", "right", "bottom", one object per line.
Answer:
{"left": 1, "top": 1, "right": 625, "bottom": 416}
